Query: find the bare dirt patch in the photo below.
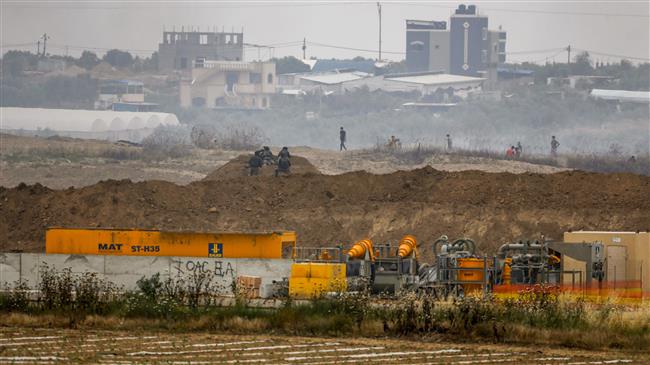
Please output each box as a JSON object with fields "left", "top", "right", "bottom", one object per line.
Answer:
{"left": 1, "top": 134, "right": 569, "bottom": 190}
{"left": 1, "top": 165, "right": 648, "bottom": 255}
{"left": 203, "top": 154, "right": 320, "bottom": 181}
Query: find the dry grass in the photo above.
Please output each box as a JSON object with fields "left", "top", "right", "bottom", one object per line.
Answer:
{"left": 370, "top": 143, "right": 650, "bottom": 175}
{"left": 1, "top": 133, "right": 143, "bottom": 162}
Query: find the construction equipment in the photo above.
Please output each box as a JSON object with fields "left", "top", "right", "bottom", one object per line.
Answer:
{"left": 345, "top": 236, "right": 420, "bottom": 294}
{"left": 547, "top": 240, "right": 605, "bottom": 286}
{"left": 495, "top": 240, "right": 554, "bottom": 285}
{"left": 289, "top": 262, "right": 347, "bottom": 298}
{"left": 46, "top": 227, "right": 296, "bottom": 259}
{"left": 288, "top": 233, "right": 610, "bottom": 299}
{"left": 372, "top": 235, "right": 420, "bottom": 294}
{"left": 419, "top": 235, "right": 489, "bottom": 297}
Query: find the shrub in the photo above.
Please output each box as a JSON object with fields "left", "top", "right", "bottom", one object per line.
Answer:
{"left": 39, "top": 265, "right": 74, "bottom": 310}
{"left": 142, "top": 125, "right": 192, "bottom": 160}
{"left": 0, "top": 281, "right": 31, "bottom": 311}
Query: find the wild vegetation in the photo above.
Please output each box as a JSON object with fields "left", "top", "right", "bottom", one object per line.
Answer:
{"left": 371, "top": 143, "right": 650, "bottom": 176}
{"left": 169, "top": 85, "right": 648, "bottom": 161}
{"left": 519, "top": 52, "right": 650, "bottom": 91}
{"left": 1, "top": 274, "right": 649, "bottom": 351}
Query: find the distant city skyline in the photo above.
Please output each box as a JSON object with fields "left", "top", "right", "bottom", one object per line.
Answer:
{"left": 1, "top": 1, "right": 649, "bottom": 64}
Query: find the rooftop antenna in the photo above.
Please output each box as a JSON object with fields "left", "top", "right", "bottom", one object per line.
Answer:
{"left": 40, "top": 33, "right": 50, "bottom": 57}
{"left": 377, "top": 2, "right": 382, "bottom": 61}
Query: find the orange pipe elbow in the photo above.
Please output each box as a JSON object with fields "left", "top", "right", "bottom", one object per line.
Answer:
{"left": 397, "top": 235, "right": 417, "bottom": 258}
{"left": 347, "top": 239, "right": 374, "bottom": 261}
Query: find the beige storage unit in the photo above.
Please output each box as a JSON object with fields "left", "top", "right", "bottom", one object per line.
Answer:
{"left": 564, "top": 231, "right": 649, "bottom": 294}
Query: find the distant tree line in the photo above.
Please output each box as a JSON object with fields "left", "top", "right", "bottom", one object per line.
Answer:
{"left": 0, "top": 49, "right": 158, "bottom": 108}
{"left": 1, "top": 49, "right": 158, "bottom": 78}
{"left": 513, "top": 51, "right": 650, "bottom": 91}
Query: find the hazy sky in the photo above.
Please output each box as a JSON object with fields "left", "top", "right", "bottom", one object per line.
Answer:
{"left": 1, "top": 1, "right": 649, "bottom": 64}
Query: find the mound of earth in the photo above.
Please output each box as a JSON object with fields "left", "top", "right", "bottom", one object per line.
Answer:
{"left": 1, "top": 168, "right": 649, "bottom": 259}
{"left": 203, "top": 154, "right": 320, "bottom": 181}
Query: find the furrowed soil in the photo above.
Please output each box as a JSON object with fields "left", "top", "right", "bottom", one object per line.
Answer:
{"left": 1, "top": 160, "right": 648, "bottom": 254}
{"left": 0, "top": 326, "right": 647, "bottom": 364}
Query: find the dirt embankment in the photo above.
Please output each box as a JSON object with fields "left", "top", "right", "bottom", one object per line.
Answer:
{"left": 1, "top": 167, "right": 649, "bottom": 256}
{"left": 203, "top": 154, "right": 320, "bottom": 180}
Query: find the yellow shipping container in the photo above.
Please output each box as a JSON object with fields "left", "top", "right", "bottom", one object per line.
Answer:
{"left": 289, "top": 262, "right": 347, "bottom": 298}
{"left": 45, "top": 227, "right": 296, "bottom": 259}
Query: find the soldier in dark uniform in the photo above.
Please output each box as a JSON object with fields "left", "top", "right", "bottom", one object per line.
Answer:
{"left": 261, "top": 146, "right": 275, "bottom": 165}
{"left": 275, "top": 156, "right": 291, "bottom": 177}
{"left": 249, "top": 153, "right": 263, "bottom": 176}
{"left": 278, "top": 146, "right": 291, "bottom": 159}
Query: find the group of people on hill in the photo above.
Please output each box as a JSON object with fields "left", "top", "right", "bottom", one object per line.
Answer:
{"left": 506, "top": 137, "right": 562, "bottom": 159}
{"left": 248, "top": 146, "right": 292, "bottom": 177}
{"left": 506, "top": 142, "right": 524, "bottom": 159}
{"left": 337, "top": 126, "right": 565, "bottom": 160}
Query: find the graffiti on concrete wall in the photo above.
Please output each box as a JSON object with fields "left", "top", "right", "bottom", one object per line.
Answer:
{"left": 172, "top": 259, "right": 235, "bottom": 278}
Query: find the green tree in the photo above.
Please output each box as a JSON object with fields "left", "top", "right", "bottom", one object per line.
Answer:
{"left": 103, "top": 49, "right": 134, "bottom": 69}
{"left": 143, "top": 52, "right": 158, "bottom": 72}
{"left": 571, "top": 51, "right": 593, "bottom": 75}
{"left": 1, "top": 50, "right": 38, "bottom": 77}
{"left": 76, "top": 51, "right": 100, "bottom": 70}
{"left": 271, "top": 56, "right": 310, "bottom": 75}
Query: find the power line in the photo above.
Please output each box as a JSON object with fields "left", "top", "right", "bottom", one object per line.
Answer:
{"left": 308, "top": 41, "right": 404, "bottom": 55}
{"left": 521, "top": 49, "right": 567, "bottom": 65}
{"left": 2, "top": 1, "right": 369, "bottom": 10}
{"left": 4, "top": 39, "right": 648, "bottom": 63}
{"left": 397, "top": 2, "right": 650, "bottom": 18}
{"left": 505, "top": 48, "right": 566, "bottom": 55}
{"left": 5, "top": 1, "right": 650, "bottom": 18}
{"left": 0, "top": 42, "right": 37, "bottom": 48}
{"left": 573, "top": 48, "right": 650, "bottom": 62}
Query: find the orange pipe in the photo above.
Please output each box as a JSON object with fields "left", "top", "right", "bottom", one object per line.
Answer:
{"left": 397, "top": 235, "right": 417, "bottom": 258}
{"left": 347, "top": 239, "right": 374, "bottom": 261}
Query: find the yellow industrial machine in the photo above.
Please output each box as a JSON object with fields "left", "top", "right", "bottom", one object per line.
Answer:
{"left": 457, "top": 258, "right": 485, "bottom": 294}
{"left": 289, "top": 262, "right": 347, "bottom": 298}
{"left": 347, "top": 239, "right": 375, "bottom": 261}
{"left": 45, "top": 227, "right": 296, "bottom": 258}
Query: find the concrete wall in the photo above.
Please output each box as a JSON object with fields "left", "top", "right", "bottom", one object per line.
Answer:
{"left": 158, "top": 32, "right": 244, "bottom": 71}
{"left": 450, "top": 14, "right": 488, "bottom": 76}
{"left": 406, "top": 29, "right": 431, "bottom": 72}
{"left": 428, "top": 31, "right": 450, "bottom": 73}
{"left": 0, "top": 253, "right": 292, "bottom": 298}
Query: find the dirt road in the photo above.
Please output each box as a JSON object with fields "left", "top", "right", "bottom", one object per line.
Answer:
{"left": 0, "top": 327, "right": 644, "bottom": 364}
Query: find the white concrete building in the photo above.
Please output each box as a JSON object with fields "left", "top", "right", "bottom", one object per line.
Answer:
{"left": 180, "top": 60, "right": 276, "bottom": 109}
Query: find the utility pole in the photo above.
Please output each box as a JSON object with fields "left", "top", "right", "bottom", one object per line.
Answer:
{"left": 36, "top": 40, "right": 40, "bottom": 55}
{"left": 377, "top": 2, "right": 382, "bottom": 61}
{"left": 41, "top": 33, "right": 50, "bottom": 57}
{"left": 566, "top": 45, "right": 571, "bottom": 65}
{"left": 302, "top": 38, "right": 306, "bottom": 60}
